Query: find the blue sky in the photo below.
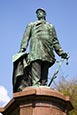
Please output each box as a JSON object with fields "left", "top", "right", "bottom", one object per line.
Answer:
{"left": 0, "top": 0, "right": 77, "bottom": 107}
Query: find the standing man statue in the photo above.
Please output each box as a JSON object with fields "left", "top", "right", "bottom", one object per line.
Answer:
{"left": 13, "top": 8, "right": 68, "bottom": 92}
{"left": 19, "top": 8, "right": 68, "bottom": 86}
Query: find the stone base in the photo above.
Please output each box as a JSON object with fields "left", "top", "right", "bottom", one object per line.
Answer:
{"left": 0, "top": 87, "right": 73, "bottom": 115}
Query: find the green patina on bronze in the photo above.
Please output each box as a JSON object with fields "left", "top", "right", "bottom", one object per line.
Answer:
{"left": 13, "top": 8, "right": 68, "bottom": 92}
{"left": 20, "top": 20, "right": 64, "bottom": 65}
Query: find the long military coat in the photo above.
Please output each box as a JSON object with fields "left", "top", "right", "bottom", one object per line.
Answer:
{"left": 20, "top": 19, "right": 64, "bottom": 66}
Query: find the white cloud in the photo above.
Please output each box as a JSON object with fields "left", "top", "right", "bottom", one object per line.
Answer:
{"left": 0, "top": 86, "right": 10, "bottom": 107}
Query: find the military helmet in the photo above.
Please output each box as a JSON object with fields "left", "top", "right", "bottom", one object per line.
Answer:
{"left": 36, "top": 8, "right": 46, "bottom": 15}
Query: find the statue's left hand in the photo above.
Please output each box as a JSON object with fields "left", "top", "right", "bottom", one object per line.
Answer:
{"left": 61, "top": 52, "right": 68, "bottom": 59}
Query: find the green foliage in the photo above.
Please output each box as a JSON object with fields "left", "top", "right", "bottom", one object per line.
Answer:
{"left": 53, "top": 76, "right": 77, "bottom": 115}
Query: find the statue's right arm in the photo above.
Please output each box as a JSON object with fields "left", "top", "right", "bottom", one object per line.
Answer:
{"left": 20, "top": 23, "right": 33, "bottom": 52}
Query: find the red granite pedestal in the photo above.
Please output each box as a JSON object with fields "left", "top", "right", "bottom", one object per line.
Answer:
{"left": 0, "top": 87, "right": 73, "bottom": 115}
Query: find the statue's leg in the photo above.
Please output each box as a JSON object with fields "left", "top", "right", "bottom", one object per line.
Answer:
{"left": 40, "top": 61, "right": 50, "bottom": 86}
{"left": 31, "top": 60, "right": 42, "bottom": 86}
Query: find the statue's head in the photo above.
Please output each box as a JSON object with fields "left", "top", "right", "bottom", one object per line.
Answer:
{"left": 36, "top": 8, "right": 46, "bottom": 20}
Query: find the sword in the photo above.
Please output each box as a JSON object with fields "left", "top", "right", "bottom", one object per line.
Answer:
{"left": 48, "top": 54, "right": 69, "bottom": 87}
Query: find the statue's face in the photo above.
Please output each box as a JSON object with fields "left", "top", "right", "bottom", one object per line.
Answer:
{"left": 36, "top": 10, "right": 46, "bottom": 19}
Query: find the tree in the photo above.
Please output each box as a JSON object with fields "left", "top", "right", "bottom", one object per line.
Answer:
{"left": 52, "top": 76, "right": 77, "bottom": 115}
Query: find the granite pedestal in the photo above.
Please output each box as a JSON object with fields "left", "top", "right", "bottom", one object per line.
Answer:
{"left": 0, "top": 87, "right": 73, "bottom": 115}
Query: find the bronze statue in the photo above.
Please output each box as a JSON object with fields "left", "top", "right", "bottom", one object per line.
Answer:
{"left": 13, "top": 8, "right": 68, "bottom": 92}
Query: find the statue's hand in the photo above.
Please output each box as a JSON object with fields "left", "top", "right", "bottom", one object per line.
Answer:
{"left": 61, "top": 52, "right": 68, "bottom": 59}
{"left": 19, "top": 48, "right": 26, "bottom": 53}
